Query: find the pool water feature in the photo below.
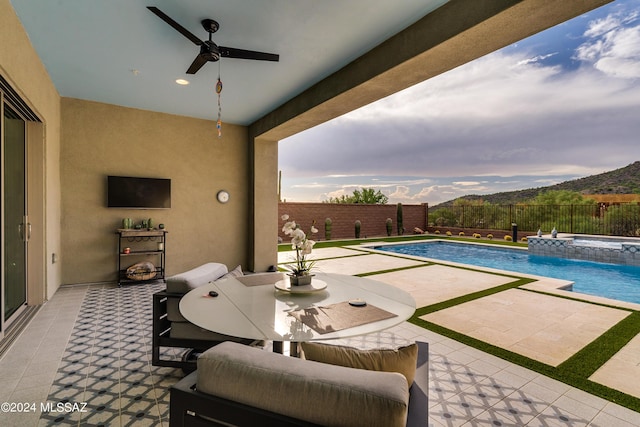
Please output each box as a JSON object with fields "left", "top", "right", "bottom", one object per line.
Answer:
{"left": 528, "top": 235, "right": 640, "bottom": 266}
{"left": 374, "top": 241, "right": 640, "bottom": 305}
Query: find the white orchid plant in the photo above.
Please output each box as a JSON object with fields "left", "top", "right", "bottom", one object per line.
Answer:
{"left": 281, "top": 214, "right": 318, "bottom": 276}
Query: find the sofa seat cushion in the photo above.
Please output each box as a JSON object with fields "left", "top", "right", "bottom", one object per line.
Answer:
{"left": 166, "top": 262, "right": 228, "bottom": 294}
{"left": 300, "top": 341, "right": 418, "bottom": 386}
{"left": 197, "top": 341, "right": 409, "bottom": 427}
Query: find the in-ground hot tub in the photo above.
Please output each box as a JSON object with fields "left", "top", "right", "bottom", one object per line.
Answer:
{"left": 527, "top": 234, "right": 640, "bottom": 266}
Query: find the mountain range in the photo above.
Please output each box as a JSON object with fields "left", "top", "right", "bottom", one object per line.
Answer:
{"left": 435, "top": 161, "right": 640, "bottom": 206}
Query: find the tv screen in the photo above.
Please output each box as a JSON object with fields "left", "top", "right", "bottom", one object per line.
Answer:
{"left": 107, "top": 176, "right": 171, "bottom": 209}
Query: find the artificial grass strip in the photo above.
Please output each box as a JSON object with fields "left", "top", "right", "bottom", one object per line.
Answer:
{"left": 356, "top": 263, "right": 432, "bottom": 277}
{"left": 413, "top": 277, "right": 535, "bottom": 317}
{"left": 519, "top": 286, "right": 637, "bottom": 312}
{"left": 277, "top": 253, "right": 369, "bottom": 265}
{"left": 410, "top": 316, "right": 557, "bottom": 377}
{"left": 558, "top": 311, "right": 640, "bottom": 377}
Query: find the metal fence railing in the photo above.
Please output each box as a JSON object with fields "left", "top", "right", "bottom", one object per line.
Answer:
{"left": 428, "top": 203, "right": 640, "bottom": 236}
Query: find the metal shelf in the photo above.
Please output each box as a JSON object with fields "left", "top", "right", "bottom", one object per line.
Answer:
{"left": 116, "top": 229, "right": 167, "bottom": 286}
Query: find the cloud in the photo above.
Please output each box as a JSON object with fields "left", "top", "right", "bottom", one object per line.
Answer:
{"left": 575, "top": 7, "right": 640, "bottom": 78}
{"left": 516, "top": 52, "right": 558, "bottom": 66}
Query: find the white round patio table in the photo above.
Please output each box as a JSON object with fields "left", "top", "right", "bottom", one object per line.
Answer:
{"left": 179, "top": 272, "right": 416, "bottom": 347}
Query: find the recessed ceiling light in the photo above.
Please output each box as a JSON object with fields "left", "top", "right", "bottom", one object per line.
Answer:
{"left": 175, "top": 79, "right": 190, "bottom": 85}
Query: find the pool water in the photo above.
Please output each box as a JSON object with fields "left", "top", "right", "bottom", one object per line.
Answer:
{"left": 375, "top": 241, "right": 640, "bottom": 305}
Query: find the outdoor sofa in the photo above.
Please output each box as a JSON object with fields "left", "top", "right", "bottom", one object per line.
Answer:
{"left": 169, "top": 340, "right": 429, "bottom": 426}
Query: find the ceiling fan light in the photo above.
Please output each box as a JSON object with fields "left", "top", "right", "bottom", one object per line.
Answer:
{"left": 175, "top": 79, "right": 190, "bottom": 85}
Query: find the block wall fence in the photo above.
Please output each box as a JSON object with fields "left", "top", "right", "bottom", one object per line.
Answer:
{"left": 278, "top": 202, "right": 428, "bottom": 241}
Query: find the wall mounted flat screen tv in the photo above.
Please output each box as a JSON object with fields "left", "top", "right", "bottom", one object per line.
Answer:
{"left": 107, "top": 176, "right": 171, "bottom": 209}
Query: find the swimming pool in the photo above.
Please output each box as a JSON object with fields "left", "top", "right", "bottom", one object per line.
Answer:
{"left": 374, "top": 241, "right": 640, "bottom": 305}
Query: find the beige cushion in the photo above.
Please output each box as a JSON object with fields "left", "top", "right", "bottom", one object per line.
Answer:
{"left": 300, "top": 341, "right": 418, "bottom": 386}
{"left": 197, "top": 341, "right": 409, "bottom": 427}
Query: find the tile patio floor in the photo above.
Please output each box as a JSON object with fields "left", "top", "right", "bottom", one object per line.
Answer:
{"left": 0, "top": 244, "right": 637, "bottom": 426}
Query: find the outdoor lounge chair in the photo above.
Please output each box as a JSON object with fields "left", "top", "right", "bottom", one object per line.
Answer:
{"left": 151, "top": 263, "right": 260, "bottom": 371}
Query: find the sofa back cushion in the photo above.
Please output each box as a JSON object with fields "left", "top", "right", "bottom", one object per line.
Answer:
{"left": 166, "top": 262, "right": 228, "bottom": 294}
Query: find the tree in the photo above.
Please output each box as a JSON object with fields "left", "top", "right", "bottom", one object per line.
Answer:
{"left": 325, "top": 188, "right": 388, "bottom": 204}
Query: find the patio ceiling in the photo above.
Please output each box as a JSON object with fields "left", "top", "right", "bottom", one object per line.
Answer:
{"left": 9, "top": 0, "right": 612, "bottom": 132}
{"left": 9, "top": 0, "right": 447, "bottom": 125}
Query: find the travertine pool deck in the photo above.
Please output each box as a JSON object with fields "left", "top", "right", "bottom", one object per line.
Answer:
{"left": 280, "top": 244, "right": 640, "bottom": 405}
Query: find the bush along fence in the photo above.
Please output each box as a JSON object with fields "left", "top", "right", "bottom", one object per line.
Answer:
{"left": 278, "top": 202, "right": 428, "bottom": 241}
{"left": 428, "top": 203, "right": 640, "bottom": 237}
{"left": 278, "top": 202, "right": 640, "bottom": 242}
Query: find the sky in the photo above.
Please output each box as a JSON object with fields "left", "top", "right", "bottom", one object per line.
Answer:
{"left": 279, "top": 0, "right": 640, "bottom": 206}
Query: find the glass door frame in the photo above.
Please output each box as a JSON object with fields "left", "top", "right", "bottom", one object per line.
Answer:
{"left": 1, "top": 94, "right": 29, "bottom": 328}
{"left": 0, "top": 77, "right": 47, "bottom": 339}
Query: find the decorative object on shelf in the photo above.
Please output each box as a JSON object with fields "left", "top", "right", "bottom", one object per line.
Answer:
{"left": 122, "top": 218, "right": 133, "bottom": 229}
{"left": 148, "top": 218, "right": 154, "bottom": 229}
{"left": 123, "top": 247, "right": 131, "bottom": 254}
{"left": 159, "top": 223, "right": 165, "bottom": 229}
{"left": 134, "top": 224, "right": 142, "bottom": 229}
{"left": 216, "top": 190, "right": 230, "bottom": 203}
{"left": 141, "top": 219, "right": 148, "bottom": 229}
{"left": 281, "top": 214, "right": 318, "bottom": 286}
{"left": 551, "top": 227, "right": 558, "bottom": 238}
{"left": 126, "top": 261, "right": 157, "bottom": 281}
{"left": 158, "top": 242, "right": 164, "bottom": 251}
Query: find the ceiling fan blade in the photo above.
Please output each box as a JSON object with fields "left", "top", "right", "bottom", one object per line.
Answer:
{"left": 147, "top": 6, "right": 203, "bottom": 46}
{"left": 219, "top": 46, "right": 279, "bottom": 62}
{"left": 186, "top": 54, "right": 209, "bottom": 74}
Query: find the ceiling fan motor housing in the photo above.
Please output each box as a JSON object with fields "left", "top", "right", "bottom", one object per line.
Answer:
{"left": 202, "top": 41, "right": 220, "bottom": 62}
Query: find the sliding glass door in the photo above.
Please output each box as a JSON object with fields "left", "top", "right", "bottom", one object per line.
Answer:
{"left": 2, "top": 103, "right": 28, "bottom": 323}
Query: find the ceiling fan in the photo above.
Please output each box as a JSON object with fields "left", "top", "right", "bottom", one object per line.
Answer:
{"left": 147, "top": 6, "right": 280, "bottom": 74}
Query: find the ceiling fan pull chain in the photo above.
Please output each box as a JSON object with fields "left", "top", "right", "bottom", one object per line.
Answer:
{"left": 216, "top": 64, "right": 223, "bottom": 138}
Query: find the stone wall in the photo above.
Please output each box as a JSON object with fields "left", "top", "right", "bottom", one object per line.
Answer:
{"left": 278, "top": 202, "right": 428, "bottom": 241}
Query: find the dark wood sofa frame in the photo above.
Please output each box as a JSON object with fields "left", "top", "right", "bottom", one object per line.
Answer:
{"left": 152, "top": 290, "right": 226, "bottom": 371}
{"left": 169, "top": 341, "right": 429, "bottom": 427}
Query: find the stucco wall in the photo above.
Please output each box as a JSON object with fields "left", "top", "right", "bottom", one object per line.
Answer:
{"left": 1, "top": 0, "right": 62, "bottom": 300}
{"left": 61, "top": 98, "right": 251, "bottom": 284}
{"left": 278, "top": 202, "right": 428, "bottom": 241}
